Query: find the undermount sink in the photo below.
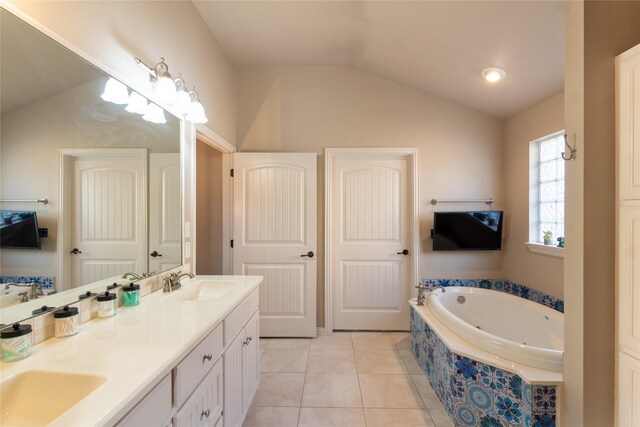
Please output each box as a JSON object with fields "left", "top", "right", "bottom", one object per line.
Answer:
{"left": 0, "top": 370, "right": 106, "bottom": 426}
{"left": 175, "top": 280, "right": 236, "bottom": 301}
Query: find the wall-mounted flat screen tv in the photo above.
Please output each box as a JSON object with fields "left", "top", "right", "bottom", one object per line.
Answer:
{"left": 0, "top": 210, "right": 41, "bottom": 249}
{"left": 432, "top": 211, "right": 503, "bottom": 251}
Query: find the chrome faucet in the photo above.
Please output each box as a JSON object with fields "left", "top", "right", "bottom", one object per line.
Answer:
{"left": 415, "top": 283, "right": 446, "bottom": 306}
{"left": 4, "top": 282, "right": 43, "bottom": 301}
{"left": 163, "top": 272, "right": 195, "bottom": 293}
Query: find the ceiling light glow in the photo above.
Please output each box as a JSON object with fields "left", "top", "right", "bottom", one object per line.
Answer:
{"left": 481, "top": 67, "right": 507, "bottom": 83}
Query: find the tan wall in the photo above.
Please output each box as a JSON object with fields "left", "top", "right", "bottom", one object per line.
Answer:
{"left": 237, "top": 66, "right": 505, "bottom": 327}
{"left": 503, "top": 93, "right": 564, "bottom": 299}
{"left": 565, "top": 1, "right": 640, "bottom": 425}
{"left": 196, "top": 140, "right": 224, "bottom": 275}
{"left": 6, "top": 0, "right": 237, "bottom": 145}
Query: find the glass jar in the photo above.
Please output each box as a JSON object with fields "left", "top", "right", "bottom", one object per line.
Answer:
{"left": 1, "top": 323, "right": 32, "bottom": 362}
{"left": 122, "top": 283, "right": 140, "bottom": 307}
{"left": 53, "top": 305, "right": 79, "bottom": 338}
{"left": 97, "top": 291, "right": 117, "bottom": 318}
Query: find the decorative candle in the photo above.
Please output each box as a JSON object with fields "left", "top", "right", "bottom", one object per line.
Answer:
{"left": 53, "top": 306, "right": 79, "bottom": 338}
{"left": 1, "top": 323, "right": 32, "bottom": 362}
{"left": 122, "top": 283, "right": 140, "bottom": 307}
{"left": 97, "top": 291, "right": 117, "bottom": 318}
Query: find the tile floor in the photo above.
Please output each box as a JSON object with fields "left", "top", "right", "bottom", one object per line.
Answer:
{"left": 243, "top": 332, "right": 454, "bottom": 427}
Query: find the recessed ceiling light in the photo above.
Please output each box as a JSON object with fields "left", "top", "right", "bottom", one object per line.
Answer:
{"left": 481, "top": 67, "right": 507, "bottom": 83}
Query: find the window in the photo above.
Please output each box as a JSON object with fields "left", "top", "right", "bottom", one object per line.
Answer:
{"left": 529, "top": 131, "right": 565, "bottom": 246}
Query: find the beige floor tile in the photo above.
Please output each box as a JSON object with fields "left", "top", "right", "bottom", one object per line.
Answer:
{"left": 351, "top": 332, "right": 395, "bottom": 349}
{"left": 429, "top": 408, "right": 454, "bottom": 427}
{"left": 242, "top": 406, "right": 300, "bottom": 427}
{"left": 306, "top": 348, "right": 356, "bottom": 373}
{"left": 260, "top": 348, "right": 309, "bottom": 373}
{"left": 309, "top": 332, "right": 353, "bottom": 349}
{"left": 364, "top": 408, "right": 435, "bottom": 427}
{"left": 359, "top": 374, "right": 425, "bottom": 408}
{"left": 411, "top": 375, "right": 445, "bottom": 411}
{"left": 298, "top": 408, "right": 366, "bottom": 427}
{"left": 302, "top": 373, "right": 363, "bottom": 407}
{"left": 267, "top": 338, "right": 311, "bottom": 349}
{"left": 355, "top": 349, "right": 408, "bottom": 374}
{"left": 399, "top": 349, "right": 424, "bottom": 374}
{"left": 252, "top": 373, "right": 305, "bottom": 407}
{"left": 260, "top": 348, "right": 266, "bottom": 359}
{"left": 259, "top": 338, "right": 271, "bottom": 349}
{"left": 390, "top": 332, "right": 412, "bottom": 349}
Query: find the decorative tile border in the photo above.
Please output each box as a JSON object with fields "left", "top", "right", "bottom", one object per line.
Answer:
{"left": 423, "top": 279, "right": 564, "bottom": 313}
{"left": 411, "top": 306, "right": 557, "bottom": 426}
{"left": 0, "top": 276, "right": 55, "bottom": 291}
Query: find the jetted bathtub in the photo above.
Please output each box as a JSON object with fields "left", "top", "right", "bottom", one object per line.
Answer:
{"left": 425, "top": 286, "right": 564, "bottom": 372}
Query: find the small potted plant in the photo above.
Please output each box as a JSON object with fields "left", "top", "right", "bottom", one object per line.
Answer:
{"left": 543, "top": 230, "right": 553, "bottom": 246}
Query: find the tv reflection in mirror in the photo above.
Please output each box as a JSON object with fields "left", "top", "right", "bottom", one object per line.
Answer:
{"left": 432, "top": 211, "right": 503, "bottom": 251}
{"left": 0, "top": 211, "right": 41, "bottom": 249}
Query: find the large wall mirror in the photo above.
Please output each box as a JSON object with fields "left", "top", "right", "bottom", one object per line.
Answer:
{"left": 0, "top": 9, "right": 182, "bottom": 323}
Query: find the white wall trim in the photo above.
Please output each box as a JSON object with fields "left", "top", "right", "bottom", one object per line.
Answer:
{"left": 195, "top": 125, "right": 236, "bottom": 275}
{"left": 324, "top": 147, "right": 419, "bottom": 334}
{"left": 524, "top": 242, "right": 565, "bottom": 258}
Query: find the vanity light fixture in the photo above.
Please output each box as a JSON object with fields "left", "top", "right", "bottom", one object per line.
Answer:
{"left": 481, "top": 67, "right": 507, "bottom": 83}
{"left": 142, "top": 103, "right": 167, "bottom": 124}
{"left": 125, "top": 91, "right": 148, "bottom": 115}
{"left": 133, "top": 56, "right": 208, "bottom": 123}
{"left": 101, "top": 78, "right": 130, "bottom": 105}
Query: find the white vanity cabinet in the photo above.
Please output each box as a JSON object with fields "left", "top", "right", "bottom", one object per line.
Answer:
{"left": 115, "top": 287, "right": 260, "bottom": 427}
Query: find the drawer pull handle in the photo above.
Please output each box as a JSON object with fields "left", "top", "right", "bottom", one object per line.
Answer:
{"left": 247, "top": 336, "right": 253, "bottom": 342}
{"left": 201, "top": 409, "right": 211, "bottom": 419}
{"left": 243, "top": 339, "right": 249, "bottom": 346}
{"left": 203, "top": 353, "right": 213, "bottom": 362}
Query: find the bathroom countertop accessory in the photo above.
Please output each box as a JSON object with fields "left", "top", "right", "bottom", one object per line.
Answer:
{"left": 122, "top": 283, "right": 140, "bottom": 306}
{"left": 53, "top": 306, "right": 80, "bottom": 338}
{"left": 97, "top": 291, "right": 117, "bottom": 318}
{"left": 1, "top": 322, "right": 32, "bottom": 362}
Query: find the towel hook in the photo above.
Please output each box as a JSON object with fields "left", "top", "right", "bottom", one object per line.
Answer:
{"left": 562, "top": 133, "right": 577, "bottom": 161}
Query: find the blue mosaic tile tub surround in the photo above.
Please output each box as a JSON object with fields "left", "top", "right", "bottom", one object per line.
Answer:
{"left": 423, "top": 279, "right": 564, "bottom": 313}
{"left": 410, "top": 307, "right": 558, "bottom": 427}
{"left": 0, "top": 276, "right": 55, "bottom": 292}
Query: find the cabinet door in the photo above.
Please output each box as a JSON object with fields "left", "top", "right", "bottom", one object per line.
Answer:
{"left": 617, "top": 45, "right": 640, "bottom": 199}
{"left": 174, "top": 360, "right": 223, "bottom": 427}
{"left": 242, "top": 311, "right": 260, "bottom": 413}
{"left": 618, "top": 206, "right": 640, "bottom": 355}
{"left": 224, "top": 331, "right": 245, "bottom": 427}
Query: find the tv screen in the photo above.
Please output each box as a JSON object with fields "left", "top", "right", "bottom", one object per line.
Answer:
{"left": 0, "top": 210, "right": 41, "bottom": 249}
{"left": 432, "top": 211, "right": 503, "bottom": 251}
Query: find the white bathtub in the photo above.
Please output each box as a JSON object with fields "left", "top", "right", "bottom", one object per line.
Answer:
{"left": 425, "top": 286, "right": 564, "bottom": 372}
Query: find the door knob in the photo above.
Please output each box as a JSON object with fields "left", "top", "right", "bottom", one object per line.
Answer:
{"left": 397, "top": 249, "right": 409, "bottom": 255}
{"left": 301, "top": 251, "right": 315, "bottom": 258}
{"left": 70, "top": 248, "right": 82, "bottom": 255}
{"left": 150, "top": 251, "right": 162, "bottom": 257}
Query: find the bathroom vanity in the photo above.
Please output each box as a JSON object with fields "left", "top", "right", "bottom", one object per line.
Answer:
{"left": 0, "top": 275, "right": 262, "bottom": 427}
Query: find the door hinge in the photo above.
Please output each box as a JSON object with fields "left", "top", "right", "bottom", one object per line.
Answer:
{"left": 230, "top": 168, "right": 234, "bottom": 177}
{"left": 230, "top": 239, "right": 234, "bottom": 248}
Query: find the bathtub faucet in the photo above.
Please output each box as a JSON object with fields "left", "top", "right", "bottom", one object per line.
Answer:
{"left": 415, "top": 283, "right": 446, "bottom": 306}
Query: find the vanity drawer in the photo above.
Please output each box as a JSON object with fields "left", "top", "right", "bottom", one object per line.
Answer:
{"left": 224, "top": 288, "right": 259, "bottom": 346}
{"left": 173, "top": 359, "right": 223, "bottom": 427}
{"left": 116, "top": 374, "right": 172, "bottom": 427}
{"left": 174, "top": 324, "right": 223, "bottom": 406}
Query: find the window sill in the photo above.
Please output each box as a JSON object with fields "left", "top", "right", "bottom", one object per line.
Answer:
{"left": 524, "top": 242, "right": 564, "bottom": 258}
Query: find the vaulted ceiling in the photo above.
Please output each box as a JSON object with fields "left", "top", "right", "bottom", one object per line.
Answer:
{"left": 194, "top": 1, "right": 564, "bottom": 119}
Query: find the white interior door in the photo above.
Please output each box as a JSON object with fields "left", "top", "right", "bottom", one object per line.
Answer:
{"left": 70, "top": 151, "right": 146, "bottom": 287}
{"left": 233, "top": 152, "right": 317, "bottom": 337}
{"left": 329, "top": 152, "right": 415, "bottom": 331}
{"left": 149, "top": 153, "right": 181, "bottom": 274}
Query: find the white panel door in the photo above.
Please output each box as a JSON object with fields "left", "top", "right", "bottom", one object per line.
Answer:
{"left": 149, "top": 153, "right": 181, "bottom": 274}
{"left": 233, "top": 153, "right": 317, "bottom": 337}
{"left": 331, "top": 155, "right": 413, "bottom": 330}
{"left": 71, "top": 153, "right": 146, "bottom": 287}
{"left": 618, "top": 44, "right": 640, "bottom": 200}
{"left": 618, "top": 352, "right": 640, "bottom": 427}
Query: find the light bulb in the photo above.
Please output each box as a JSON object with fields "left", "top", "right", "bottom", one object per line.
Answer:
{"left": 174, "top": 90, "right": 192, "bottom": 115}
{"left": 154, "top": 76, "right": 177, "bottom": 105}
{"left": 187, "top": 100, "right": 208, "bottom": 124}
{"left": 101, "top": 77, "right": 130, "bottom": 104}
{"left": 481, "top": 67, "right": 507, "bottom": 83}
{"left": 142, "top": 103, "right": 167, "bottom": 124}
{"left": 125, "top": 91, "right": 148, "bottom": 114}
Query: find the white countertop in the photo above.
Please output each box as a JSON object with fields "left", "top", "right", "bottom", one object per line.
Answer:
{"left": 0, "top": 275, "right": 262, "bottom": 426}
